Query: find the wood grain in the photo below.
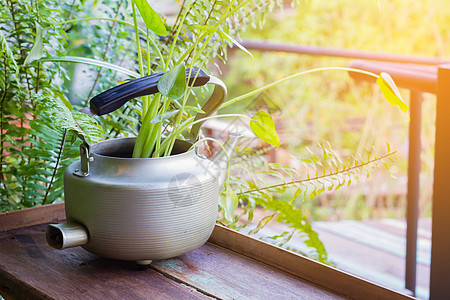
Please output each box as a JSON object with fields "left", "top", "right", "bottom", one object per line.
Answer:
{"left": 209, "top": 224, "right": 415, "bottom": 300}
{"left": 152, "top": 242, "right": 344, "bottom": 299}
{"left": 0, "top": 204, "right": 414, "bottom": 300}
{"left": 0, "top": 203, "right": 65, "bottom": 232}
{"left": 0, "top": 224, "right": 210, "bottom": 300}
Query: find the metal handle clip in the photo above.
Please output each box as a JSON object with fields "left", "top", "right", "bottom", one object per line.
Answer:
{"left": 73, "top": 135, "right": 93, "bottom": 177}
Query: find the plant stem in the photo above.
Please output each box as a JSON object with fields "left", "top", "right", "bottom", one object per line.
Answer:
{"left": 162, "top": 41, "right": 218, "bottom": 156}
{"left": 130, "top": 6, "right": 143, "bottom": 62}
{"left": 183, "top": 0, "right": 217, "bottom": 64}
{"left": 63, "top": 17, "right": 165, "bottom": 66}
{"left": 42, "top": 129, "right": 67, "bottom": 205}
{"left": 64, "top": 0, "right": 77, "bottom": 29}
{"left": 237, "top": 151, "right": 397, "bottom": 195}
{"left": 146, "top": 28, "right": 151, "bottom": 72}
{"left": 139, "top": 30, "right": 209, "bottom": 157}
{"left": 34, "top": 0, "right": 40, "bottom": 21}
{"left": 165, "top": 0, "right": 191, "bottom": 48}
{"left": 163, "top": 0, "right": 192, "bottom": 71}
{"left": 7, "top": 0, "right": 31, "bottom": 96}
{"left": 132, "top": 94, "right": 162, "bottom": 158}
{"left": 63, "top": 18, "right": 146, "bottom": 34}
{"left": 204, "top": 0, "right": 217, "bottom": 24}
{"left": 180, "top": 0, "right": 245, "bottom": 66}
{"left": 0, "top": 56, "right": 7, "bottom": 183}
{"left": 159, "top": 113, "right": 248, "bottom": 152}
{"left": 217, "top": 0, "right": 251, "bottom": 24}
{"left": 170, "top": 0, "right": 185, "bottom": 37}
{"left": 220, "top": 67, "right": 378, "bottom": 110}
{"left": 35, "top": 62, "right": 40, "bottom": 93}
{"left": 162, "top": 67, "right": 198, "bottom": 156}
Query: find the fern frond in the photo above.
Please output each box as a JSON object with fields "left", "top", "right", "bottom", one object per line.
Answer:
{"left": 237, "top": 147, "right": 397, "bottom": 196}
{"left": 34, "top": 93, "right": 104, "bottom": 144}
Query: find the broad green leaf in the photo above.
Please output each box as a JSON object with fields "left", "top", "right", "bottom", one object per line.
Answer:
{"left": 134, "top": 0, "right": 167, "bottom": 36}
{"left": 250, "top": 110, "right": 280, "bottom": 148}
{"left": 150, "top": 110, "right": 179, "bottom": 123}
{"left": 24, "top": 23, "right": 44, "bottom": 65}
{"left": 386, "top": 142, "right": 391, "bottom": 153}
{"left": 157, "top": 63, "right": 186, "bottom": 100}
{"left": 219, "top": 190, "right": 239, "bottom": 221}
{"left": 219, "top": 30, "right": 253, "bottom": 59}
{"left": 38, "top": 56, "right": 140, "bottom": 78}
{"left": 377, "top": 72, "right": 408, "bottom": 113}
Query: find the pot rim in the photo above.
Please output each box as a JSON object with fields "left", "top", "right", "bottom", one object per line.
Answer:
{"left": 90, "top": 137, "right": 197, "bottom": 161}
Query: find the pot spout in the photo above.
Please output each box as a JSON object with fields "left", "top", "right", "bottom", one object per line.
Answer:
{"left": 212, "top": 134, "right": 242, "bottom": 188}
{"left": 46, "top": 222, "right": 89, "bottom": 250}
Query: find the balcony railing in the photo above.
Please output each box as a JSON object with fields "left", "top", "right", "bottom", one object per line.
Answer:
{"left": 239, "top": 40, "right": 450, "bottom": 299}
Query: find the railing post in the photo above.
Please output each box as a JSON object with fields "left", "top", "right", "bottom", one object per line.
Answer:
{"left": 430, "top": 64, "right": 450, "bottom": 299}
{"left": 405, "top": 91, "right": 422, "bottom": 296}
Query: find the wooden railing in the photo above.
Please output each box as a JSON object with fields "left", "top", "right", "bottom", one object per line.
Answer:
{"left": 239, "top": 40, "right": 450, "bottom": 299}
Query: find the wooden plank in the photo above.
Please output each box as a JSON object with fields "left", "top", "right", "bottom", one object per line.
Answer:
{"left": 208, "top": 224, "right": 415, "bottom": 300}
{"left": 0, "top": 203, "right": 65, "bottom": 232}
{"left": 238, "top": 213, "right": 430, "bottom": 297}
{"left": 313, "top": 220, "right": 431, "bottom": 265}
{"left": 152, "top": 242, "right": 344, "bottom": 299}
{"left": 0, "top": 208, "right": 343, "bottom": 300}
{"left": 0, "top": 204, "right": 414, "bottom": 299}
{"left": 0, "top": 224, "right": 210, "bottom": 300}
{"left": 311, "top": 221, "right": 430, "bottom": 299}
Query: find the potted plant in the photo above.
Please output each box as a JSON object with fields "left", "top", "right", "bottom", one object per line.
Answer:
{"left": 43, "top": 1, "right": 291, "bottom": 266}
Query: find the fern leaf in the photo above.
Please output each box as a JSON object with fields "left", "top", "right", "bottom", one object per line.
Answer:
{"left": 34, "top": 94, "right": 103, "bottom": 144}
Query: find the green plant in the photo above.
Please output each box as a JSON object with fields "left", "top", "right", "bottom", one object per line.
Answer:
{"left": 38, "top": 1, "right": 405, "bottom": 160}
{"left": 1, "top": 0, "right": 407, "bottom": 263}
{"left": 0, "top": 0, "right": 104, "bottom": 211}
{"left": 44, "top": 1, "right": 286, "bottom": 158}
{"left": 218, "top": 140, "right": 397, "bottom": 263}
{"left": 33, "top": 0, "right": 289, "bottom": 222}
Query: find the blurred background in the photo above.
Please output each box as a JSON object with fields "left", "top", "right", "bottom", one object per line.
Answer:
{"left": 221, "top": 0, "right": 448, "bottom": 221}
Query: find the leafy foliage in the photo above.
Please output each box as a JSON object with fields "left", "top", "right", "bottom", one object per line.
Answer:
{"left": 0, "top": 0, "right": 404, "bottom": 266}
{"left": 119, "top": 0, "right": 288, "bottom": 158}
{"left": 34, "top": 94, "right": 103, "bottom": 145}
{"left": 219, "top": 141, "right": 396, "bottom": 263}
{"left": 0, "top": 0, "right": 89, "bottom": 211}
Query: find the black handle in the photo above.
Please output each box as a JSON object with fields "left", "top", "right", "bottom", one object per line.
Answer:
{"left": 89, "top": 68, "right": 210, "bottom": 116}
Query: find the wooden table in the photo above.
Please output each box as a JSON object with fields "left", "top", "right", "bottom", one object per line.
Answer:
{"left": 0, "top": 204, "right": 414, "bottom": 299}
